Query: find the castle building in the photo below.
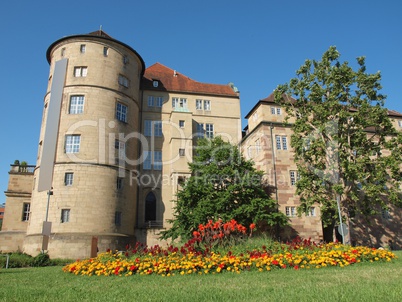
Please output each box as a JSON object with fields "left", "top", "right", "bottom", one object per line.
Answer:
{"left": 0, "top": 30, "right": 241, "bottom": 259}
{"left": 241, "top": 93, "right": 402, "bottom": 248}
{"left": 1, "top": 30, "right": 401, "bottom": 258}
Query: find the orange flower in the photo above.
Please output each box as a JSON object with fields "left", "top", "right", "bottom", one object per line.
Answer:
{"left": 250, "top": 223, "right": 256, "bottom": 230}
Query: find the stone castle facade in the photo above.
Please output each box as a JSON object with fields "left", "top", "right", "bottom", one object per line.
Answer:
{"left": 1, "top": 30, "right": 401, "bottom": 258}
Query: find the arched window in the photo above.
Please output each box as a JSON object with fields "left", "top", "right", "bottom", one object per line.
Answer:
{"left": 145, "top": 192, "right": 156, "bottom": 221}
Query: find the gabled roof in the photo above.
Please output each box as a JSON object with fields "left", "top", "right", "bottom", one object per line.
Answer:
{"left": 141, "top": 63, "right": 239, "bottom": 97}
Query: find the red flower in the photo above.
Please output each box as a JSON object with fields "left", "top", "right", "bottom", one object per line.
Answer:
{"left": 250, "top": 223, "right": 256, "bottom": 230}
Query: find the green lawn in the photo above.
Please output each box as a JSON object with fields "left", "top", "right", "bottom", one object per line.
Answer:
{"left": 1, "top": 251, "right": 401, "bottom": 302}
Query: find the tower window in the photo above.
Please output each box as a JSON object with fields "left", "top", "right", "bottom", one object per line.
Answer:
{"left": 103, "top": 47, "right": 109, "bottom": 57}
{"left": 80, "top": 44, "right": 86, "bottom": 53}
{"left": 116, "top": 103, "right": 128, "bottom": 122}
{"left": 74, "top": 66, "right": 87, "bottom": 77}
{"left": 69, "top": 95, "right": 85, "bottom": 114}
{"left": 118, "top": 75, "right": 129, "bottom": 87}
{"left": 65, "top": 135, "right": 81, "bottom": 153}
{"left": 61, "top": 209, "right": 70, "bottom": 223}
{"left": 64, "top": 173, "right": 74, "bottom": 186}
{"left": 22, "top": 203, "right": 30, "bottom": 221}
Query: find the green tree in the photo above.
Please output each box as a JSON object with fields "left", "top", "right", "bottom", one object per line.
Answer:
{"left": 161, "top": 137, "right": 288, "bottom": 241}
{"left": 274, "top": 46, "right": 402, "bottom": 240}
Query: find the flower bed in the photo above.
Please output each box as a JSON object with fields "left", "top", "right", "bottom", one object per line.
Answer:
{"left": 63, "top": 240, "right": 396, "bottom": 277}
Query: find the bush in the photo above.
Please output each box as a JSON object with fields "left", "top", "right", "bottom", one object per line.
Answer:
{"left": 0, "top": 252, "right": 33, "bottom": 268}
{"left": 32, "top": 252, "right": 50, "bottom": 267}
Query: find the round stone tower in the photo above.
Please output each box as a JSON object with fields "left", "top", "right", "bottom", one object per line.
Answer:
{"left": 24, "top": 30, "right": 145, "bottom": 259}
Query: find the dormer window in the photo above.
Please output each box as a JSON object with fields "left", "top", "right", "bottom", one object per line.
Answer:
{"left": 153, "top": 80, "right": 159, "bottom": 88}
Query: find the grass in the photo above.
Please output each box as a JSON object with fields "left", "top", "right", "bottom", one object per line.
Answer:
{"left": 0, "top": 251, "right": 401, "bottom": 302}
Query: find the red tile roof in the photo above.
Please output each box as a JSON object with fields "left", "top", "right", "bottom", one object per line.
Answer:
{"left": 142, "top": 63, "right": 239, "bottom": 97}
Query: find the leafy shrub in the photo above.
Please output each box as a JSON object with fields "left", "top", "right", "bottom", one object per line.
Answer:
{"left": 33, "top": 252, "right": 50, "bottom": 267}
{"left": 0, "top": 252, "right": 33, "bottom": 268}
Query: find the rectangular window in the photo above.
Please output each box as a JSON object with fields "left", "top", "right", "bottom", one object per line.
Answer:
{"left": 148, "top": 96, "right": 154, "bottom": 107}
{"left": 172, "top": 97, "right": 179, "bottom": 108}
{"left": 196, "top": 99, "right": 203, "bottom": 110}
{"left": 115, "top": 211, "right": 122, "bottom": 226}
{"left": 144, "top": 120, "right": 152, "bottom": 137}
{"left": 116, "top": 103, "right": 128, "bottom": 122}
{"left": 118, "top": 75, "right": 129, "bottom": 87}
{"left": 61, "top": 48, "right": 66, "bottom": 56}
{"left": 64, "top": 173, "right": 74, "bottom": 186}
{"left": 69, "top": 95, "right": 85, "bottom": 114}
{"left": 22, "top": 203, "right": 30, "bottom": 221}
{"left": 196, "top": 123, "right": 205, "bottom": 137}
{"left": 307, "top": 207, "right": 316, "bottom": 217}
{"left": 154, "top": 121, "right": 162, "bottom": 137}
{"left": 144, "top": 120, "right": 162, "bottom": 137}
{"left": 65, "top": 135, "right": 81, "bottom": 153}
{"left": 80, "top": 44, "right": 86, "bottom": 53}
{"left": 123, "top": 55, "right": 128, "bottom": 64}
{"left": 154, "top": 151, "right": 162, "bottom": 170}
{"left": 103, "top": 47, "right": 109, "bottom": 57}
{"left": 204, "top": 100, "right": 211, "bottom": 111}
{"left": 61, "top": 209, "right": 70, "bottom": 223}
{"left": 275, "top": 135, "right": 288, "bottom": 150}
{"left": 255, "top": 138, "right": 261, "bottom": 155}
{"left": 74, "top": 67, "right": 87, "bottom": 77}
{"left": 285, "top": 206, "right": 297, "bottom": 217}
{"left": 117, "top": 177, "right": 123, "bottom": 190}
{"left": 290, "top": 171, "right": 297, "bottom": 186}
{"left": 206, "top": 124, "right": 214, "bottom": 138}
{"left": 143, "top": 151, "right": 152, "bottom": 170}
{"left": 115, "top": 140, "right": 126, "bottom": 163}
{"left": 155, "top": 96, "right": 163, "bottom": 107}
{"left": 179, "top": 148, "right": 185, "bottom": 156}
{"left": 179, "top": 120, "right": 185, "bottom": 128}
{"left": 398, "top": 120, "right": 402, "bottom": 128}
{"left": 271, "top": 107, "right": 281, "bottom": 115}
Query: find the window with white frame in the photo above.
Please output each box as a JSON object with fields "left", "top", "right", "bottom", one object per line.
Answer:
{"left": 118, "top": 75, "right": 129, "bottom": 87}
{"left": 116, "top": 103, "right": 128, "bottom": 122}
{"left": 69, "top": 95, "right": 85, "bottom": 114}
{"left": 64, "top": 172, "right": 74, "bottom": 186}
{"left": 276, "top": 135, "right": 288, "bottom": 150}
{"left": 307, "top": 207, "right": 316, "bottom": 217}
{"left": 103, "top": 47, "right": 109, "bottom": 57}
{"left": 204, "top": 100, "right": 211, "bottom": 111}
{"left": 290, "top": 170, "right": 298, "bottom": 186}
{"left": 154, "top": 121, "right": 162, "bottom": 137}
{"left": 179, "top": 120, "right": 185, "bottom": 128}
{"left": 172, "top": 97, "right": 187, "bottom": 109}
{"left": 22, "top": 203, "right": 30, "bottom": 221}
{"left": 206, "top": 124, "right": 214, "bottom": 138}
{"left": 80, "top": 44, "right": 86, "bottom": 53}
{"left": 61, "top": 209, "right": 70, "bottom": 223}
{"left": 65, "top": 135, "right": 81, "bottom": 153}
{"left": 74, "top": 66, "right": 87, "bottom": 77}
{"left": 148, "top": 96, "right": 154, "bottom": 107}
{"left": 398, "top": 120, "right": 402, "bottom": 128}
{"left": 271, "top": 107, "right": 281, "bottom": 115}
{"left": 115, "top": 140, "right": 126, "bottom": 163}
{"left": 196, "top": 99, "right": 203, "bottom": 110}
{"left": 285, "top": 206, "right": 297, "bottom": 217}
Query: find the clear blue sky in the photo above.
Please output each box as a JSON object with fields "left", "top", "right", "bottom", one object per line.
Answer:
{"left": 1, "top": 0, "right": 401, "bottom": 205}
